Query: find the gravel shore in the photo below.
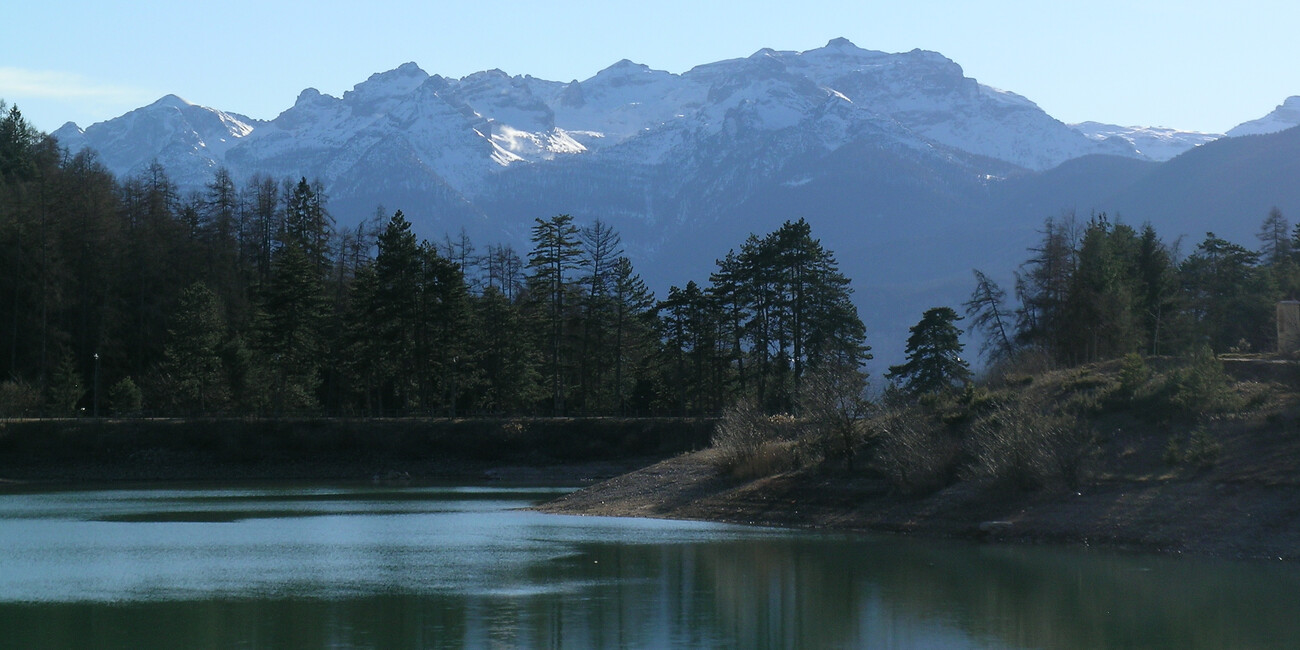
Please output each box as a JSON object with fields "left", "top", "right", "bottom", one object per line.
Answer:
{"left": 536, "top": 449, "right": 1300, "bottom": 560}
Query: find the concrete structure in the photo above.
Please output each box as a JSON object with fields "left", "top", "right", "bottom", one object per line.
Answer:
{"left": 1278, "top": 301, "right": 1300, "bottom": 354}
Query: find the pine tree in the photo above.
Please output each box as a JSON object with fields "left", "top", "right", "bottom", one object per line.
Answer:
{"left": 1259, "top": 207, "right": 1291, "bottom": 266}
{"left": 45, "top": 350, "right": 84, "bottom": 416}
{"left": 526, "top": 214, "right": 582, "bottom": 415}
{"left": 1016, "top": 214, "right": 1079, "bottom": 357}
{"left": 1180, "top": 232, "right": 1275, "bottom": 352}
{"left": 417, "top": 242, "right": 470, "bottom": 415}
{"left": 730, "top": 219, "right": 869, "bottom": 411}
{"left": 610, "top": 256, "right": 655, "bottom": 414}
{"left": 255, "top": 241, "right": 327, "bottom": 411}
{"left": 1061, "top": 216, "right": 1141, "bottom": 363}
{"left": 577, "top": 219, "right": 623, "bottom": 410}
{"left": 658, "top": 282, "right": 719, "bottom": 415}
{"left": 162, "top": 282, "right": 227, "bottom": 412}
{"left": 282, "top": 177, "right": 332, "bottom": 274}
{"left": 469, "top": 286, "right": 543, "bottom": 413}
{"left": 369, "top": 210, "right": 421, "bottom": 410}
{"left": 1135, "top": 223, "right": 1180, "bottom": 355}
{"left": 964, "top": 269, "right": 1015, "bottom": 363}
{"left": 201, "top": 167, "right": 245, "bottom": 325}
{"left": 886, "top": 307, "right": 971, "bottom": 397}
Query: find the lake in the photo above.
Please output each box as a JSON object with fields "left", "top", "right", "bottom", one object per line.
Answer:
{"left": 0, "top": 484, "right": 1296, "bottom": 648}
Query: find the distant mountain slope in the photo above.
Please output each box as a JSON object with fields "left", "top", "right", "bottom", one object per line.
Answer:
{"left": 52, "top": 95, "right": 260, "bottom": 188}
{"left": 1226, "top": 97, "right": 1300, "bottom": 137}
{"left": 1101, "top": 125, "right": 1300, "bottom": 245}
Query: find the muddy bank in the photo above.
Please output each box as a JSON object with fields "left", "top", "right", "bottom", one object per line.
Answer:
{"left": 0, "top": 417, "right": 713, "bottom": 485}
{"left": 537, "top": 449, "right": 1300, "bottom": 560}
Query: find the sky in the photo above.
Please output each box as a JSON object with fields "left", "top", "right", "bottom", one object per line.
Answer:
{"left": 3, "top": 0, "right": 1298, "bottom": 135}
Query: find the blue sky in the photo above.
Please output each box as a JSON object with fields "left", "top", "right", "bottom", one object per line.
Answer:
{"left": 3, "top": 0, "right": 1297, "bottom": 134}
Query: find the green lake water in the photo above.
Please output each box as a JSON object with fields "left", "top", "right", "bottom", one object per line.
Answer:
{"left": 0, "top": 484, "right": 1296, "bottom": 648}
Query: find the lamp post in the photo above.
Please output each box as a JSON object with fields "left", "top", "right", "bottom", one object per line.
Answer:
{"left": 93, "top": 352, "right": 100, "bottom": 418}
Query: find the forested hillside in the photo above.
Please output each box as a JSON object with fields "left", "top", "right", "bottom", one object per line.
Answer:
{"left": 0, "top": 104, "right": 868, "bottom": 418}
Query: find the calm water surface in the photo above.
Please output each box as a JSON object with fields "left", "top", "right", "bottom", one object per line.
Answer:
{"left": 0, "top": 484, "right": 1297, "bottom": 649}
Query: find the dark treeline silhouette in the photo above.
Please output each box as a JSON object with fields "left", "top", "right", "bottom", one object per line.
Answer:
{"left": 967, "top": 209, "right": 1298, "bottom": 368}
{"left": 0, "top": 103, "right": 869, "bottom": 417}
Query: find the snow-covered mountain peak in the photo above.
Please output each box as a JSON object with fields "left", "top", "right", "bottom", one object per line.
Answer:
{"left": 590, "top": 59, "right": 671, "bottom": 88}
{"left": 449, "top": 69, "right": 556, "bottom": 136}
{"left": 289, "top": 88, "right": 333, "bottom": 111}
{"left": 1227, "top": 96, "right": 1300, "bottom": 137}
{"left": 150, "top": 94, "right": 195, "bottom": 109}
{"left": 343, "top": 62, "right": 430, "bottom": 104}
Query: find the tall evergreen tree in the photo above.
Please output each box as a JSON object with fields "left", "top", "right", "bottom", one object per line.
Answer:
{"left": 610, "top": 256, "right": 656, "bottom": 414}
{"left": 886, "top": 307, "right": 971, "bottom": 397}
{"left": 1015, "top": 214, "right": 1079, "bottom": 358}
{"left": 255, "top": 240, "right": 327, "bottom": 411}
{"left": 282, "top": 177, "right": 332, "bottom": 274}
{"left": 526, "top": 214, "right": 582, "bottom": 415}
{"left": 417, "top": 242, "right": 470, "bottom": 414}
{"left": 1060, "top": 216, "right": 1141, "bottom": 363}
{"left": 1180, "top": 232, "right": 1275, "bottom": 352}
{"left": 1134, "top": 223, "right": 1180, "bottom": 355}
{"left": 731, "top": 219, "right": 869, "bottom": 411}
{"left": 372, "top": 211, "right": 422, "bottom": 409}
{"left": 161, "top": 282, "right": 227, "bottom": 412}
{"left": 468, "top": 286, "right": 543, "bottom": 413}
{"left": 1259, "top": 207, "right": 1291, "bottom": 267}
{"left": 577, "top": 219, "right": 623, "bottom": 411}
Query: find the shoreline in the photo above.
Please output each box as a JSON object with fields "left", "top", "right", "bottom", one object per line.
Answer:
{"left": 534, "top": 449, "right": 1300, "bottom": 561}
{"left": 0, "top": 416, "right": 713, "bottom": 488}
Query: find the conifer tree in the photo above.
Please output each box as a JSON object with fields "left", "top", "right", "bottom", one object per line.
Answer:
{"left": 469, "top": 285, "right": 544, "bottom": 413}
{"left": 964, "top": 269, "right": 1015, "bottom": 363}
{"left": 368, "top": 210, "right": 421, "bottom": 409}
{"left": 256, "top": 241, "right": 327, "bottom": 411}
{"left": 417, "top": 242, "right": 470, "bottom": 414}
{"left": 610, "top": 256, "right": 655, "bottom": 414}
{"left": 1180, "top": 232, "right": 1275, "bottom": 352}
{"left": 162, "top": 282, "right": 227, "bottom": 412}
{"left": 527, "top": 214, "right": 582, "bottom": 415}
{"left": 886, "top": 307, "right": 971, "bottom": 397}
{"left": 577, "top": 219, "right": 623, "bottom": 410}
{"left": 1015, "top": 214, "right": 1078, "bottom": 356}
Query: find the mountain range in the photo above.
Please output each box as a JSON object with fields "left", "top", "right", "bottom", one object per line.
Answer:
{"left": 49, "top": 39, "right": 1300, "bottom": 367}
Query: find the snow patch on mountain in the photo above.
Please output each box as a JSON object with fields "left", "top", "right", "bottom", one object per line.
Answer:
{"left": 1071, "top": 122, "right": 1222, "bottom": 161}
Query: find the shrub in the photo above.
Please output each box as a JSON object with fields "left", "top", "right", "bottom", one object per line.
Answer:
{"left": 711, "top": 398, "right": 780, "bottom": 475}
{"left": 107, "top": 378, "right": 143, "bottom": 416}
{"left": 0, "top": 379, "right": 41, "bottom": 417}
{"left": 870, "top": 406, "right": 961, "bottom": 494}
{"left": 966, "top": 400, "right": 1093, "bottom": 491}
{"left": 731, "top": 440, "right": 801, "bottom": 480}
{"left": 797, "top": 361, "right": 870, "bottom": 471}
{"left": 1164, "top": 427, "right": 1222, "bottom": 469}
{"left": 45, "top": 352, "right": 85, "bottom": 416}
{"left": 1165, "top": 346, "right": 1238, "bottom": 414}
{"left": 1116, "top": 353, "right": 1150, "bottom": 402}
